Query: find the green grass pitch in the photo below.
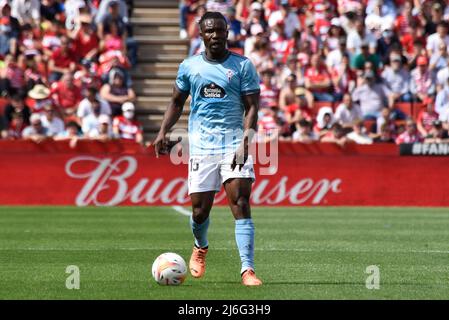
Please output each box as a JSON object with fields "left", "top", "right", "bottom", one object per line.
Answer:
{"left": 0, "top": 206, "right": 448, "bottom": 299}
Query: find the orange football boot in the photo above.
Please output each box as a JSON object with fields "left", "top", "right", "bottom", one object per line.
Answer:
{"left": 241, "top": 268, "right": 262, "bottom": 286}
{"left": 189, "top": 246, "right": 208, "bottom": 278}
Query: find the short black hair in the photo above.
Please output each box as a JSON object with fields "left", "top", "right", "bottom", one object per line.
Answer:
{"left": 198, "top": 11, "right": 227, "bottom": 30}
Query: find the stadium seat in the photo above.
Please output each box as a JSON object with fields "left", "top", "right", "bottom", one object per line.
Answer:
{"left": 363, "top": 119, "right": 376, "bottom": 133}
{"left": 412, "top": 102, "right": 426, "bottom": 120}
{"left": 0, "top": 97, "right": 7, "bottom": 116}
{"left": 311, "top": 101, "right": 334, "bottom": 116}
{"left": 393, "top": 102, "right": 412, "bottom": 118}
{"left": 229, "top": 47, "right": 244, "bottom": 55}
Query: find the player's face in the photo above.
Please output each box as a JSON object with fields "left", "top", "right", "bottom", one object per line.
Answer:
{"left": 201, "top": 18, "right": 228, "bottom": 57}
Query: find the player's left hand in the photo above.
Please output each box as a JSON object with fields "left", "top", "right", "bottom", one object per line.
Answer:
{"left": 231, "top": 143, "right": 248, "bottom": 171}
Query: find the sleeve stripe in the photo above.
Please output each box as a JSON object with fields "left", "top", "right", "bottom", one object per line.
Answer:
{"left": 174, "top": 83, "right": 189, "bottom": 93}
{"left": 241, "top": 89, "right": 260, "bottom": 96}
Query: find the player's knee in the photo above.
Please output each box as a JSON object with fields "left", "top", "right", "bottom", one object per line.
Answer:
{"left": 235, "top": 196, "right": 250, "bottom": 216}
{"left": 192, "top": 207, "right": 210, "bottom": 224}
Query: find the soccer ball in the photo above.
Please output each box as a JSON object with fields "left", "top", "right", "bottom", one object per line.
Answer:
{"left": 152, "top": 252, "right": 187, "bottom": 285}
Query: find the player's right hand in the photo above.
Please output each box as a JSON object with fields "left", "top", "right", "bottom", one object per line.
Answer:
{"left": 152, "top": 133, "right": 169, "bottom": 158}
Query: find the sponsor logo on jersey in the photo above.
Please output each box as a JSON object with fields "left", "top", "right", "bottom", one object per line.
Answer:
{"left": 200, "top": 83, "right": 226, "bottom": 98}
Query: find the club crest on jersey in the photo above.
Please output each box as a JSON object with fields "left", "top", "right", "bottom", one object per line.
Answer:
{"left": 226, "top": 69, "right": 234, "bottom": 82}
{"left": 201, "top": 83, "right": 226, "bottom": 98}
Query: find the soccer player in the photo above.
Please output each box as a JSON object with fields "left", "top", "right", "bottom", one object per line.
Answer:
{"left": 153, "top": 11, "right": 262, "bottom": 286}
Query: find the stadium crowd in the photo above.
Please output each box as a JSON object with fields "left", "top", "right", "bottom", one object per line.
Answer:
{"left": 0, "top": 0, "right": 144, "bottom": 145}
{"left": 182, "top": 0, "right": 449, "bottom": 145}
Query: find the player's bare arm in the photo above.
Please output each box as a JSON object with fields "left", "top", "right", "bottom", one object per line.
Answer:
{"left": 231, "top": 93, "right": 259, "bottom": 171}
{"left": 152, "top": 88, "right": 189, "bottom": 157}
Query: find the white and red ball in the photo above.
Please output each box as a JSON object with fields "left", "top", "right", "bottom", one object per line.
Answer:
{"left": 152, "top": 252, "right": 187, "bottom": 285}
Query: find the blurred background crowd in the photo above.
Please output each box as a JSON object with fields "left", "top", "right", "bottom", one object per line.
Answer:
{"left": 0, "top": 0, "right": 144, "bottom": 145}
{"left": 182, "top": 0, "right": 449, "bottom": 145}
{"left": 1, "top": 0, "right": 448, "bottom": 147}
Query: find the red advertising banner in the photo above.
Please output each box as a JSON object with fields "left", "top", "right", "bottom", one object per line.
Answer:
{"left": 0, "top": 140, "right": 447, "bottom": 206}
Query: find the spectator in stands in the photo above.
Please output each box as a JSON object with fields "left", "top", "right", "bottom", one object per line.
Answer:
{"left": 382, "top": 53, "right": 412, "bottom": 103}
{"left": 334, "top": 93, "right": 362, "bottom": 130}
{"left": 100, "top": 19, "right": 126, "bottom": 54}
{"left": 279, "top": 54, "right": 297, "bottom": 87}
{"left": 436, "top": 56, "right": 449, "bottom": 91}
{"left": 74, "top": 59, "right": 102, "bottom": 92}
{"left": 40, "top": 104, "right": 64, "bottom": 137}
{"left": 11, "top": 0, "right": 40, "bottom": 27}
{"left": 351, "top": 40, "right": 381, "bottom": 71}
{"left": 112, "top": 102, "right": 143, "bottom": 143}
{"left": 346, "top": 18, "right": 376, "bottom": 58}
{"left": 54, "top": 120, "right": 82, "bottom": 140}
{"left": 40, "top": 0, "right": 64, "bottom": 22}
{"left": 28, "top": 84, "right": 52, "bottom": 113}
{"left": 256, "top": 106, "right": 280, "bottom": 143}
{"left": 292, "top": 119, "right": 319, "bottom": 143}
{"left": 259, "top": 68, "right": 279, "bottom": 109}
{"left": 179, "top": 0, "right": 203, "bottom": 40}
{"left": 100, "top": 68, "right": 135, "bottom": 117}
{"left": 375, "top": 107, "right": 396, "bottom": 137}
{"left": 41, "top": 19, "right": 64, "bottom": 58}
{"left": 424, "top": 119, "right": 449, "bottom": 143}
{"left": 187, "top": 4, "right": 206, "bottom": 56}
{"left": 54, "top": 120, "right": 82, "bottom": 148}
{"left": 248, "top": 37, "right": 274, "bottom": 74}
{"left": 19, "top": 23, "right": 42, "bottom": 59}
{"left": 410, "top": 56, "right": 436, "bottom": 102}
{"left": 278, "top": 73, "right": 297, "bottom": 112}
{"left": 0, "top": 1, "right": 20, "bottom": 57}
{"left": 206, "top": 0, "right": 232, "bottom": 16}
{"left": 282, "top": 86, "right": 313, "bottom": 132}
{"left": 326, "top": 37, "right": 347, "bottom": 70}
{"left": 352, "top": 70, "right": 390, "bottom": 120}
{"left": 331, "top": 53, "right": 356, "bottom": 101}
{"left": 304, "top": 54, "right": 334, "bottom": 102}
{"left": 373, "top": 123, "right": 395, "bottom": 143}
{"left": 435, "top": 77, "right": 449, "bottom": 116}
{"left": 243, "top": 1, "right": 267, "bottom": 35}
{"left": 0, "top": 54, "right": 25, "bottom": 95}
{"left": 96, "top": 0, "right": 128, "bottom": 25}
{"left": 88, "top": 114, "right": 115, "bottom": 141}
{"left": 425, "top": 2, "right": 444, "bottom": 34}
{"left": 395, "top": 119, "right": 423, "bottom": 144}
{"left": 426, "top": 22, "right": 449, "bottom": 60}
{"left": 377, "top": 21, "right": 401, "bottom": 64}
{"left": 347, "top": 119, "right": 373, "bottom": 144}
{"left": 429, "top": 43, "right": 448, "bottom": 75}
{"left": 65, "top": 0, "right": 98, "bottom": 31}
{"left": 1, "top": 110, "right": 26, "bottom": 139}
{"left": 51, "top": 71, "right": 83, "bottom": 118}
{"left": 80, "top": 97, "right": 107, "bottom": 137}
{"left": 48, "top": 35, "right": 77, "bottom": 83}
{"left": 22, "top": 112, "right": 49, "bottom": 142}
{"left": 325, "top": 18, "right": 346, "bottom": 53}
{"left": 73, "top": 14, "right": 99, "bottom": 62}
{"left": 270, "top": 21, "right": 289, "bottom": 65}
{"left": 3, "top": 92, "right": 30, "bottom": 127}
{"left": 314, "top": 106, "right": 335, "bottom": 138}
{"left": 417, "top": 98, "right": 439, "bottom": 137}
{"left": 320, "top": 122, "right": 348, "bottom": 146}
{"left": 225, "top": 6, "right": 244, "bottom": 49}
{"left": 77, "top": 86, "right": 111, "bottom": 120}
{"left": 268, "top": 0, "right": 301, "bottom": 39}
{"left": 97, "top": 0, "right": 138, "bottom": 67}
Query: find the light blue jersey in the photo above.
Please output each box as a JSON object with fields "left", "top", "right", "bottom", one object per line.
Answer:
{"left": 175, "top": 51, "right": 260, "bottom": 155}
